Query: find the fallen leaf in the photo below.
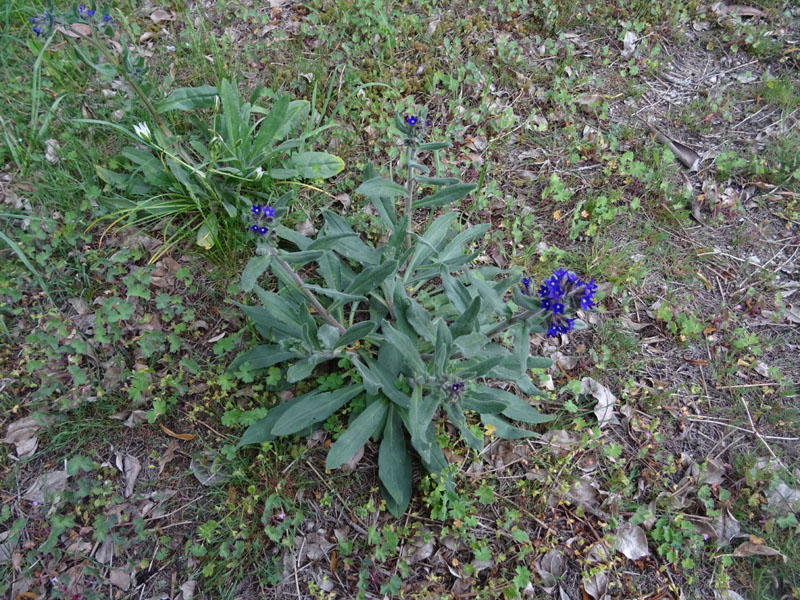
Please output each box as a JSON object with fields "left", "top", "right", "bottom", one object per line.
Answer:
{"left": 765, "top": 481, "right": 800, "bottom": 515}
{"left": 95, "top": 536, "right": 115, "bottom": 564}
{"left": 340, "top": 444, "right": 364, "bottom": 472}
{"left": 295, "top": 219, "right": 316, "bottom": 237}
{"left": 621, "top": 31, "right": 637, "bottom": 58}
{"left": 23, "top": 470, "right": 69, "bottom": 503}
{"left": 3, "top": 415, "right": 51, "bottom": 458}
{"left": 715, "top": 591, "right": 746, "bottom": 600}
{"left": 160, "top": 423, "right": 195, "bottom": 440}
{"left": 714, "top": 3, "right": 765, "bottom": 17}
{"left": 70, "top": 23, "right": 93, "bottom": 36}
{"left": 190, "top": 451, "right": 231, "bottom": 486}
{"left": 732, "top": 541, "right": 787, "bottom": 562}
{"left": 692, "top": 458, "right": 726, "bottom": 486}
{"left": 44, "top": 139, "right": 60, "bottom": 164}
{"left": 644, "top": 121, "right": 701, "bottom": 171}
{"left": 711, "top": 508, "right": 740, "bottom": 547}
{"left": 150, "top": 9, "right": 175, "bottom": 23}
{"left": 583, "top": 571, "right": 608, "bottom": 600}
{"left": 613, "top": 522, "right": 650, "bottom": 560}
{"left": 158, "top": 439, "right": 179, "bottom": 476}
{"left": 107, "top": 569, "right": 130, "bottom": 590}
{"left": 582, "top": 377, "right": 620, "bottom": 427}
{"left": 534, "top": 548, "right": 564, "bottom": 593}
{"left": 179, "top": 580, "right": 196, "bottom": 600}
{"left": 123, "top": 454, "right": 141, "bottom": 498}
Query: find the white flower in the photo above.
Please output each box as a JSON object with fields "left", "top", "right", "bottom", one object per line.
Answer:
{"left": 133, "top": 122, "right": 151, "bottom": 141}
{"left": 252, "top": 166, "right": 264, "bottom": 181}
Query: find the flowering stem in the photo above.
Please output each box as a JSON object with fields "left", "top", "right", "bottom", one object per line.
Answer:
{"left": 266, "top": 247, "right": 347, "bottom": 335}
{"left": 483, "top": 308, "right": 547, "bottom": 339}
{"left": 404, "top": 145, "right": 415, "bottom": 249}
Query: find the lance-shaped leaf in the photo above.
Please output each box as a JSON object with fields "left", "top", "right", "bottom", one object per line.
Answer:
{"left": 356, "top": 176, "right": 408, "bottom": 198}
{"left": 241, "top": 254, "right": 273, "bottom": 293}
{"left": 271, "top": 385, "right": 363, "bottom": 436}
{"left": 441, "top": 271, "right": 472, "bottom": 314}
{"left": 405, "top": 213, "right": 457, "bottom": 276}
{"left": 353, "top": 358, "right": 382, "bottom": 396}
{"left": 382, "top": 321, "right": 426, "bottom": 374}
{"left": 252, "top": 94, "right": 289, "bottom": 154}
{"left": 445, "top": 403, "right": 483, "bottom": 452}
{"left": 344, "top": 260, "right": 398, "bottom": 297}
{"left": 473, "top": 386, "right": 553, "bottom": 424}
{"left": 416, "top": 141, "right": 452, "bottom": 151}
{"left": 369, "top": 355, "right": 410, "bottom": 409}
{"left": 438, "top": 224, "right": 490, "bottom": 265}
{"left": 433, "top": 319, "right": 452, "bottom": 378}
{"left": 480, "top": 413, "right": 537, "bottom": 439}
{"left": 414, "top": 175, "right": 460, "bottom": 186}
{"left": 361, "top": 164, "right": 398, "bottom": 229}
{"left": 379, "top": 406, "right": 412, "bottom": 516}
{"left": 240, "top": 304, "right": 303, "bottom": 341}
{"left": 413, "top": 183, "right": 476, "bottom": 209}
{"left": 406, "top": 298, "right": 436, "bottom": 344}
{"left": 460, "top": 388, "right": 510, "bottom": 414}
{"left": 450, "top": 295, "right": 481, "bottom": 338}
{"left": 323, "top": 210, "right": 379, "bottom": 265}
{"left": 337, "top": 321, "right": 376, "bottom": 349}
{"left": 238, "top": 400, "right": 296, "bottom": 446}
{"left": 154, "top": 85, "right": 218, "bottom": 112}
{"left": 327, "top": 397, "right": 389, "bottom": 470}
{"left": 287, "top": 353, "right": 337, "bottom": 383}
{"left": 307, "top": 231, "right": 361, "bottom": 251}
{"left": 303, "top": 283, "right": 366, "bottom": 303}
{"left": 228, "top": 344, "right": 296, "bottom": 373}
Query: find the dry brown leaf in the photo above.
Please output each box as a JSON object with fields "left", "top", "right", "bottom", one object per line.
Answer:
{"left": 534, "top": 548, "right": 564, "bottom": 593}
{"left": 582, "top": 377, "right": 620, "bottom": 427}
{"left": 644, "top": 122, "right": 701, "bottom": 171}
{"left": 765, "top": 481, "right": 800, "bottom": 514}
{"left": 160, "top": 423, "right": 195, "bottom": 440}
{"left": 179, "top": 580, "right": 196, "bottom": 600}
{"left": 123, "top": 454, "right": 141, "bottom": 498}
{"left": 577, "top": 94, "right": 603, "bottom": 107}
{"left": 613, "top": 522, "right": 650, "bottom": 560}
{"left": 732, "top": 541, "right": 787, "bottom": 562}
{"left": 95, "top": 536, "right": 115, "bottom": 564}
{"left": 711, "top": 508, "right": 741, "bottom": 547}
{"left": 3, "top": 415, "right": 50, "bottom": 458}
{"left": 107, "top": 569, "right": 131, "bottom": 590}
{"left": 23, "top": 470, "right": 69, "bottom": 503}
{"left": 583, "top": 572, "right": 609, "bottom": 600}
{"left": 150, "top": 9, "right": 175, "bottom": 23}
{"left": 158, "top": 439, "right": 179, "bottom": 476}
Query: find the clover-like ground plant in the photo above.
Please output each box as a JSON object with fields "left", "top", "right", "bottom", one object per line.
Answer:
{"left": 234, "top": 113, "right": 597, "bottom": 516}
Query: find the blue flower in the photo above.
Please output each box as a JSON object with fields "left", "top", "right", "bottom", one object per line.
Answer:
{"left": 103, "top": 13, "right": 111, "bottom": 22}
{"left": 87, "top": 9, "right": 95, "bottom": 16}
{"left": 405, "top": 115, "right": 418, "bottom": 126}
{"left": 251, "top": 204, "right": 262, "bottom": 215}
{"left": 536, "top": 268, "right": 598, "bottom": 337}
{"left": 263, "top": 205, "right": 275, "bottom": 219}
{"left": 521, "top": 277, "right": 531, "bottom": 295}
{"left": 79, "top": 4, "right": 85, "bottom": 13}
{"left": 33, "top": 26, "right": 41, "bottom": 35}
{"left": 250, "top": 225, "right": 259, "bottom": 233}
{"left": 425, "top": 119, "right": 432, "bottom": 127}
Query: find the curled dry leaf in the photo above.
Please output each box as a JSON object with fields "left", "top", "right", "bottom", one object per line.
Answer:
{"left": 765, "top": 481, "right": 800, "bottom": 515}
{"left": 581, "top": 377, "right": 620, "bottom": 427}
{"left": 3, "top": 415, "right": 51, "bottom": 458}
{"left": 158, "top": 439, "right": 179, "bottom": 476}
{"left": 583, "top": 571, "right": 609, "bottom": 600}
{"left": 190, "top": 451, "right": 231, "bottom": 486}
{"left": 711, "top": 508, "right": 741, "bottom": 547}
{"left": 150, "top": 9, "right": 175, "bottom": 23}
{"left": 732, "top": 541, "right": 787, "bottom": 562}
{"left": 123, "top": 454, "right": 142, "bottom": 498}
{"left": 692, "top": 457, "right": 726, "bottom": 486}
{"left": 179, "top": 580, "right": 197, "bottom": 600}
{"left": 44, "top": 139, "right": 60, "bottom": 164}
{"left": 533, "top": 548, "right": 564, "bottom": 593}
{"left": 613, "top": 522, "right": 650, "bottom": 560}
{"left": 295, "top": 219, "right": 316, "bottom": 237}
{"left": 644, "top": 121, "right": 701, "bottom": 171}
{"left": 107, "top": 569, "right": 131, "bottom": 591}
{"left": 715, "top": 591, "right": 745, "bottom": 600}
{"left": 23, "top": 470, "right": 69, "bottom": 503}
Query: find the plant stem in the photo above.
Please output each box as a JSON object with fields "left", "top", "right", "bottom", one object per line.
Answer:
{"left": 404, "top": 145, "right": 415, "bottom": 249}
{"left": 266, "top": 247, "right": 347, "bottom": 335}
{"left": 483, "top": 308, "right": 546, "bottom": 339}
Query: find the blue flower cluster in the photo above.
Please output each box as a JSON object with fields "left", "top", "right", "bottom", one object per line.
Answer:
{"left": 524, "top": 268, "right": 598, "bottom": 338}
{"left": 30, "top": 12, "right": 54, "bottom": 36}
{"left": 249, "top": 203, "right": 277, "bottom": 240}
{"left": 405, "top": 115, "right": 432, "bottom": 127}
{"left": 30, "top": 6, "right": 112, "bottom": 36}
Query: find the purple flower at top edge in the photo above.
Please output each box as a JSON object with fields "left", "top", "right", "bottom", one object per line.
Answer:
{"left": 405, "top": 115, "right": 418, "bottom": 126}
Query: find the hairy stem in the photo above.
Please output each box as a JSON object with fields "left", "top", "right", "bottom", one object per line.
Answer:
{"left": 404, "top": 145, "right": 415, "bottom": 249}
{"left": 267, "top": 247, "right": 347, "bottom": 335}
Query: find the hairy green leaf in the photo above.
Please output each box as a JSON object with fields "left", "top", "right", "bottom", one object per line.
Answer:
{"left": 154, "top": 85, "right": 218, "bottom": 112}
{"left": 272, "top": 385, "right": 362, "bottom": 436}
{"left": 413, "top": 183, "right": 476, "bottom": 209}
{"left": 241, "top": 254, "right": 272, "bottom": 292}
{"left": 327, "top": 398, "right": 389, "bottom": 470}
{"left": 291, "top": 151, "right": 344, "bottom": 179}
{"left": 379, "top": 406, "right": 412, "bottom": 515}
